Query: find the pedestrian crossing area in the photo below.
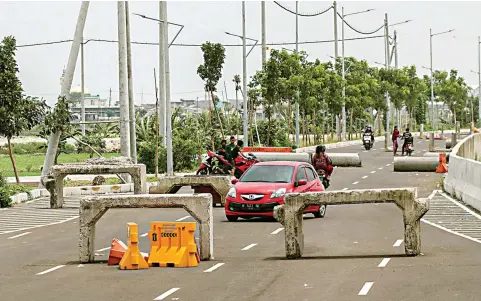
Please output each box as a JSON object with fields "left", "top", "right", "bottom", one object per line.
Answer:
{"left": 0, "top": 197, "right": 79, "bottom": 235}
{"left": 422, "top": 191, "right": 481, "bottom": 244}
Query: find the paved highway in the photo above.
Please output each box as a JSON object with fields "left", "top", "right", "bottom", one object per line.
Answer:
{"left": 1, "top": 138, "right": 480, "bottom": 301}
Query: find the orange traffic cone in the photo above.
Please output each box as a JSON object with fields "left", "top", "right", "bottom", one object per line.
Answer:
{"left": 107, "top": 238, "right": 127, "bottom": 265}
{"left": 436, "top": 153, "right": 448, "bottom": 173}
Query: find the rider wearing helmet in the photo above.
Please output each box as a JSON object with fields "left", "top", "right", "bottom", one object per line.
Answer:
{"left": 364, "top": 125, "right": 374, "bottom": 143}
{"left": 312, "top": 145, "right": 333, "bottom": 178}
{"left": 401, "top": 128, "right": 413, "bottom": 156}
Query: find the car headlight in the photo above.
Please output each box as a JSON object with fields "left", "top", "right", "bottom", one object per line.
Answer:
{"left": 270, "top": 188, "right": 286, "bottom": 199}
{"left": 227, "top": 188, "right": 236, "bottom": 198}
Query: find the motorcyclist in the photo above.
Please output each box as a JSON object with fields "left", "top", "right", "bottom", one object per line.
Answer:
{"left": 217, "top": 140, "right": 227, "bottom": 159}
{"left": 312, "top": 145, "right": 333, "bottom": 179}
{"left": 363, "top": 125, "right": 375, "bottom": 143}
{"left": 401, "top": 128, "right": 413, "bottom": 156}
{"left": 231, "top": 140, "right": 244, "bottom": 165}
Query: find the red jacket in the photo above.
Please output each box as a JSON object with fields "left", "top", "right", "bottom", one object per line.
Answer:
{"left": 392, "top": 129, "right": 400, "bottom": 141}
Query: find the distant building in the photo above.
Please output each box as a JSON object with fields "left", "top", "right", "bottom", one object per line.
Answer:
{"left": 69, "top": 86, "right": 120, "bottom": 121}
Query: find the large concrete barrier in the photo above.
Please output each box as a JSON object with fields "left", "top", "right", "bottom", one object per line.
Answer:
{"left": 149, "top": 175, "right": 232, "bottom": 206}
{"left": 41, "top": 157, "right": 147, "bottom": 209}
{"left": 249, "top": 152, "right": 362, "bottom": 167}
{"left": 393, "top": 156, "right": 439, "bottom": 172}
{"left": 444, "top": 133, "right": 481, "bottom": 211}
{"left": 79, "top": 194, "right": 213, "bottom": 263}
{"left": 273, "top": 188, "right": 428, "bottom": 259}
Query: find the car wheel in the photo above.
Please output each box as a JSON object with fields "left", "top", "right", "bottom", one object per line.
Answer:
{"left": 313, "top": 205, "right": 327, "bottom": 218}
{"left": 226, "top": 215, "right": 238, "bottom": 222}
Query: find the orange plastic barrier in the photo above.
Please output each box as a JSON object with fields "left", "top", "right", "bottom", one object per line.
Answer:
{"left": 242, "top": 146, "right": 292, "bottom": 153}
{"left": 107, "top": 238, "right": 127, "bottom": 265}
{"left": 435, "top": 153, "right": 448, "bottom": 173}
{"left": 119, "top": 223, "right": 149, "bottom": 270}
{"left": 148, "top": 222, "right": 198, "bottom": 268}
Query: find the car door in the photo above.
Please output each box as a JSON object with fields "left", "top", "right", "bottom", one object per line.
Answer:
{"left": 293, "top": 166, "right": 310, "bottom": 193}
{"left": 305, "top": 166, "right": 323, "bottom": 192}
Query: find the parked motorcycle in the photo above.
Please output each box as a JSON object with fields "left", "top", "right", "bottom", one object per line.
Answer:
{"left": 363, "top": 133, "right": 373, "bottom": 150}
{"left": 196, "top": 149, "right": 233, "bottom": 175}
{"left": 233, "top": 152, "right": 259, "bottom": 179}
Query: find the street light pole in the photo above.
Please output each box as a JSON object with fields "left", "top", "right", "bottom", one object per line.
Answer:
{"left": 295, "top": 1, "right": 300, "bottom": 148}
{"left": 261, "top": 1, "right": 266, "bottom": 65}
{"left": 333, "top": 1, "right": 339, "bottom": 139}
{"left": 341, "top": 7, "right": 346, "bottom": 141}
{"left": 242, "top": 1, "right": 248, "bottom": 146}
{"left": 384, "top": 13, "right": 390, "bottom": 139}
{"left": 478, "top": 36, "right": 481, "bottom": 125}
{"left": 125, "top": 1, "right": 137, "bottom": 163}
{"left": 429, "top": 28, "right": 435, "bottom": 129}
{"left": 161, "top": 1, "right": 173, "bottom": 175}
{"left": 159, "top": 2, "right": 166, "bottom": 146}
{"left": 80, "top": 36, "right": 85, "bottom": 136}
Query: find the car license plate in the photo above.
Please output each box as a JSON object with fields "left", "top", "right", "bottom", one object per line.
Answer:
{"left": 241, "top": 204, "right": 256, "bottom": 210}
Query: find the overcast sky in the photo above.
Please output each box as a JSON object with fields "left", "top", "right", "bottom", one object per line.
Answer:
{"left": 1, "top": 1, "right": 480, "bottom": 106}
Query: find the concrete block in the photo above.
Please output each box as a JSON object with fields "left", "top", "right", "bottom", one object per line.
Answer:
{"left": 150, "top": 175, "right": 232, "bottom": 206}
{"left": 79, "top": 194, "right": 213, "bottom": 263}
{"left": 274, "top": 188, "right": 428, "bottom": 259}
{"left": 250, "top": 152, "right": 362, "bottom": 167}
{"left": 393, "top": 157, "right": 439, "bottom": 172}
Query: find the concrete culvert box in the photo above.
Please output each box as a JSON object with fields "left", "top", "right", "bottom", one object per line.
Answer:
{"left": 249, "top": 152, "right": 362, "bottom": 167}
{"left": 393, "top": 157, "right": 439, "bottom": 172}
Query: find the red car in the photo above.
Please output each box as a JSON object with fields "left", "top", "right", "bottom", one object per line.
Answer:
{"left": 225, "top": 161, "right": 326, "bottom": 222}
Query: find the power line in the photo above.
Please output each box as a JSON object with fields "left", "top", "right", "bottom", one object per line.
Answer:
{"left": 17, "top": 35, "right": 384, "bottom": 49}
{"left": 273, "top": 1, "right": 332, "bottom": 17}
{"left": 337, "top": 12, "right": 384, "bottom": 35}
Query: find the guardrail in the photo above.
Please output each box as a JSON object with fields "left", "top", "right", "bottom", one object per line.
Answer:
{"left": 444, "top": 133, "right": 481, "bottom": 211}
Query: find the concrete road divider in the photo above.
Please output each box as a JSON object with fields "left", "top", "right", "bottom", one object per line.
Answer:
{"left": 149, "top": 175, "right": 232, "bottom": 206}
{"left": 41, "top": 157, "right": 147, "bottom": 209}
{"left": 273, "top": 188, "right": 428, "bottom": 259}
{"left": 393, "top": 156, "right": 439, "bottom": 172}
{"left": 79, "top": 194, "right": 213, "bottom": 263}
{"left": 423, "top": 152, "right": 450, "bottom": 162}
{"left": 248, "top": 152, "right": 362, "bottom": 167}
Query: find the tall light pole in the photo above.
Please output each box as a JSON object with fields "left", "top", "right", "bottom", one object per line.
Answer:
{"left": 261, "top": 1, "right": 266, "bottom": 65}
{"left": 340, "top": 7, "right": 374, "bottom": 141}
{"left": 158, "top": 3, "right": 166, "bottom": 146}
{"left": 242, "top": 1, "right": 248, "bottom": 146}
{"left": 384, "top": 13, "right": 390, "bottom": 138}
{"left": 295, "top": 1, "right": 300, "bottom": 147}
{"left": 333, "top": 1, "right": 339, "bottom": 139}
{"left": 430, "top": 28, "right": 455, "bottom": 129}
{"left": 161, "top": 1, "right": 173, "bottom": 175}
{"left": 478, "top": 36, "right": 481, "bottom": 125}
{"left": 125, "top": 1, "right": 137, "bottom": 163}
{"left": 80, "top": 36, "right": 85, "bottom": 136}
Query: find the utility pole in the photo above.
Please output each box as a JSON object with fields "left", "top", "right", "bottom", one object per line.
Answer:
{"left": 159, "top": 1, "right": 166, "bottom": 146}
{"left": 80, "top": 36, "right": 86, "bottom": 136}
{"left": 333, "top": 1, "right": 340, "bottom": 140}
{"left": 341, "top": 7, "right": 346, "bottom": 141}
{"left": 429, "top": 28, "right": 435, "bottom": 129}
{"left": 242, "top": 1, "right": 248, "bottom": 146}
{"left": 295, "top": 1, "right": 300, "bottom": 148}
{"left": 261, "top": 1, "right": 266, "bottom": 65}
{"left": 479, "top": 36, "right": 481, "bottom": 125}
{"left": 108, "top": 88, "right": 112, "bottom": 107}
{"left": 125, "top": 1, "right": 137, "bottom": 163}
{"left": 394, "top": 30, "right": 400, "bottom": 127}
{"left": 161, "top": 1, "right": 173, "bottom": 175}
{"left": 40, "top": 1, "right": 89, "bottom": 187}
{"left": 118, "top": 1, "right": 131, "bottom": 162}
{"left": 384, "top": 13, "right": 390, "bottom": 138}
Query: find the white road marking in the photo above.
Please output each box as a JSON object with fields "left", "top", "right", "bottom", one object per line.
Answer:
{"left": 386, "top": 164, "right": 391, "bottom": 167}
{"left": 370, "top": 171, "right": 376, "bottom": 174}
{"left": 96, "top": 247, "right": 110, "bottom": 252}
{"left": 393, "top": 239, "right": 403, "bottom": 247}
{"left": 358, "top": 282, "right": 374, "bottom": 295}
{"left": 270, "top": 228, "right": 284, "bottom": 235}
{"left": 204, "top": 262, "right": 225, "bottom": 273}
{"left": 7, "top": 231, "right": 31, "bottom": 239}
{"left": 36, "top": 265, "right": 65, "bottom": 275}
{"left": 176, "top": 215, "right": 191, "bottom": 222}
{"left": 421, "top": 219, "right": 481, "bottom": 244}
{"left": 141, "top": 233, "right": 149, "bottom": 237}
{"left": 342, "top": 188, "right": 349, "bottom": 191}
{"left": 352, "top": 181, "right": 359, "bottom": 185}
{"left": 378, "top": 258, "right": 391, "bottom": 268}
{"left": 241, "top": 243, "right": 258, "bottom": 250}
{"left": 154, "top": 288, "right": 180, "bottom": 300}
{"left": 372, "top": 149, "right": 377, "bottom": 151}
{"left": 378, "top": 167, "right": 383, "bottom": 170}
{"left": 363, "top": 150, "right": 368, "bottom": 153}
{"left": 362, "top": 176, "right": 368, "bottom": 179}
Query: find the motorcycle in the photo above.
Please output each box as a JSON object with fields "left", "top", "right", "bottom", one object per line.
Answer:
{"left": 363, "top": 133, "right": 373, "bottom": 150}
{"left": 196, "top": 149, "right": 233, "bottom": 175}
{"left": 233, "top": 152, "right": 259, "bottom": 179}
{"left": 402, "top": 137, "right": 414, "bottom": 156}
{"left": 317, "top": 169, "right": 330, "bottom": 189}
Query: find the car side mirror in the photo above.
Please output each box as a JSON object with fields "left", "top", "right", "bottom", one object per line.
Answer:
{"left": 231, "top": 178, "right": 239, "bottom": 185}
{"left": 297, "top": 179, "right": 307, "bottom": 186}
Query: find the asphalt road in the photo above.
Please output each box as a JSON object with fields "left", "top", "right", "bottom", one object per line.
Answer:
{"left": 1, "top": 138, "right": 481, "bottom": 301}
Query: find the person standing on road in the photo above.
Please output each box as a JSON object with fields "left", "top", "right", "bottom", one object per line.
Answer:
{"left": 392, "top": 126, "right": 401, "bottom": 156}
{"left": 231, "top": 140, "right": 244, "bottom": 164}
{"left": 225, "top": 136, "right": 236, "bottom": 164}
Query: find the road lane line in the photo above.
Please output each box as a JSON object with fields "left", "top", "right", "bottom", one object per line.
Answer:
{"left": 386, "top": 164, "right": 391, "bottom": 167}
{"left": 362, "top": 176, "right": 368, "bottom": 179}
{"left": 358, "top": 282, "right": 374, "bottom": 295}
{"left": 370, "top": 171, "right": 376, "bottom": 174}
{"left": 141, "top": 233, "right": 149, "bottom": 237}
{"left": 352, "top": 181, "right": 359, "bottom": 185}
{"left": 96, "top": 247, "right": 110, "bottom": 252}
{"left": 393, "top": 239, "right": 403, "bottom": 247}
{"left": 204, "top": 262, "right": 225, "bottom": 273}
{"left": 176, "top": 215, "right": 191, "bottom": 222}
{"left": 154, "top": 288, "right": 180, "bottom": 300}
{"left": 342, "top": 188, "right": 349, "bottom": 191}
{"left": 36, "top": 265, "right": 65, "bottom": 275}
{"left": 378, "top": 167, "right": 383, "bottom": 170}
{"left": 7, "top": 232, "right": 31, "bottom": 239}
{"left": 270, "top": 228, "right": 284, "bottom": 235}
{"left": 378, "top": 258, "right": 391, "bottom": 268}
{"left": 241, "top": 243, "right": 258, "bottom": 250}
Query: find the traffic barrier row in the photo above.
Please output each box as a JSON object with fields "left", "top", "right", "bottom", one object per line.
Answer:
{"left": 242, "top": 146, "right": 292, "bottom": 153}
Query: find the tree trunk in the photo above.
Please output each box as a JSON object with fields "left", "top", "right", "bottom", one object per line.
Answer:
{"left": 249, "top": 108, "right": 254, "bottom": 146}
{"left": 7, "top": 138, "right": 20, "bottom": 184}
{"left": 350, "top": 110, "right": 354, "bottom": 141}
{"left": 266, "top": 114, "right": 271, "bottom": 146}
{"left": 210, "top": 89, "right": 225, "bottom": 138}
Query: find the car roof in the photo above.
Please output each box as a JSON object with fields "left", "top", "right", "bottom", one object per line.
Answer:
{"left": 254, "top": 161, "right": 309, "bottom": 167}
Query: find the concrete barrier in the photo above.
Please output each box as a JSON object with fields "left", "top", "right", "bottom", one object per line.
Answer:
{"left": 423, "top": 152, "right": 450, "bottom": 162}
{"left": 41, "top": 157, "right": 147, "bottom": 209}
{"left": 79, "top": 194, "right": 213, "bottom": 263}
{"left": 273, "top": 188, "right": 428, "bottom": 259}
{"left": 444, "top": 133, "right": 481, "bottom": 211}
{"left": 249, "top": 152, "right": 362, "bottom": 167}
{"left": 149, "top": 175, "right": 232, "bottom": 206}
{"left": 393, "top": 157, "right": 439, "bottom": 172}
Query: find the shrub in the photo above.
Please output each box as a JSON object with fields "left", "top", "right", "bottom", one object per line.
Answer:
{"left": 0, "top": 142, "right": 48, "bottom": 155}
{"left": 0, "top": 173, "right": 32, "bottom": 208}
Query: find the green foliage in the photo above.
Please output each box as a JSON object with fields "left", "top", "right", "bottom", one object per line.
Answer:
{"left": 197, "top": 42, "right": 226, "bottom": 93}
{"left": 41, "top": 96, "right": 72, "bottom": 135}
{"left": 0, "top": 173, "right": 31, "bottom": 208}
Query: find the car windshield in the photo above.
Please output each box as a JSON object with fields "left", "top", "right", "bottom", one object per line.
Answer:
{"left": 240, "top": 165, "right": 294, "bottom": 183}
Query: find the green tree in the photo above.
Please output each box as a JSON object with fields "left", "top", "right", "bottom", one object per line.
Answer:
{"left": 0, "top": 36, "right": 47, "bottom": 183}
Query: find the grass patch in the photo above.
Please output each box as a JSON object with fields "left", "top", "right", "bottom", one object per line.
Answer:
{"left": 0, "top": 153, "right": 120, "bottom": 177}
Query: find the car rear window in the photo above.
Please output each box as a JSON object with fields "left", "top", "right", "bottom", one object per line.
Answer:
{"left": 240, "top": 165, "right": 295, "bottom": 183}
